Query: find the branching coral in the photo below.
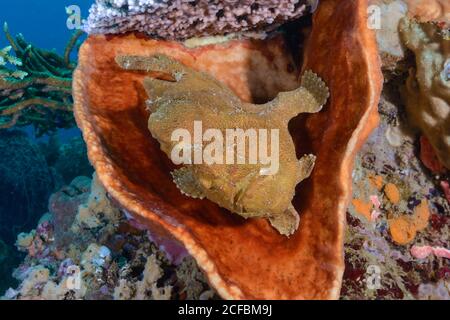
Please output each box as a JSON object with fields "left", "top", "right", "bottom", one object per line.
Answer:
{"left": 0, "top": 24, "right": 83, "bottom": 135}
{"left": 0, "top": 130, "right": 54, "bottom": 246}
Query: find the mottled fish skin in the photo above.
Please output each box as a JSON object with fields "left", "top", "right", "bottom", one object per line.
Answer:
{"left": 117, "top": 54, "right": 329, "bottom": 236}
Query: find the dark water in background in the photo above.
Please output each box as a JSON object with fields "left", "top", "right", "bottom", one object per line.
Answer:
{"left": 0, "top": 0, "right": 92, "bottom": 53}
{"left": 0, "top": 0, "right": 94, "bottom": 292}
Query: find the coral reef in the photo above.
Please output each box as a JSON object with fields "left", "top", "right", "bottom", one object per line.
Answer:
{"left": 399, "top": 18, "right": 450, "bottom": 169}
{"left": 84, "top": 0, "right": 315, "bottom": 40}
{"left": 5, "top": 164, "right": 447, "bottom": 300}
{"left": 0, "top": 130, "right": 56, "bottom": 293}
{"left": 342, "top": 82, "right": 450, "bottom": 300}
{"left": 117, "top": 54, "right": 328, "bottom": 236}
{"left": 0, "top": 24, "right": 83, "bottom": 136}
{"left": 73, "top": 0, "right": 382, "bottom": 299}
{"left": 0, "top": 46, "right": 28, "bottom": 79}
{"left": 3, "top": 174, "right": 212, "bottom": 300}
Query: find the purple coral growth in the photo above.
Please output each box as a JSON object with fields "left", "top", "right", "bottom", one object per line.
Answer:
{"left": 84, "top": 0, "right": 316, "bottom": 40}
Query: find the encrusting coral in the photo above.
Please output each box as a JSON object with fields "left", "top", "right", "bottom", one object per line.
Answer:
{"left": 405, "top": 0, "right": 450, "bottom": 27}
{"left": 85, "top": 0, "right": 316, "bottom": 40}
{"left": 0, "top": 24, "right": 83, "bottom": 135}
{"left": 399, "top": 18, "right": 450, "bottom": 169}
{"left": 116, "top": 54, "right": 329, "bottom": 236}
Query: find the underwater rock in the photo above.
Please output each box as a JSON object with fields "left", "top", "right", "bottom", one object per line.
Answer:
{"left": 400, "top": 18, "right": 450, "bottom": 169}
{"left": 74, "top": 0, "right": 382, "bottom": 299}
{"left": 84, "top": 0, "right": 315, "bottom": 40}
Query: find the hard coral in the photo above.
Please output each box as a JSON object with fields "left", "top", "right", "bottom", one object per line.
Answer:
{"left": 85, "top": 0, "right": 315, "bottom": 40}
{"left": 370, "top": 0, "right": 408, "bottom": 61}
{"left": 405, "top": 0, "right": 450, "bottom": 26}
{"left": 74, "top": 0, "right": 382, "bottom": 299}
{"left": 345, "top": 87, "right": 450, "bottom": 299}
{"left": 400, "top": 18, "right": 450, "bottom": 169}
